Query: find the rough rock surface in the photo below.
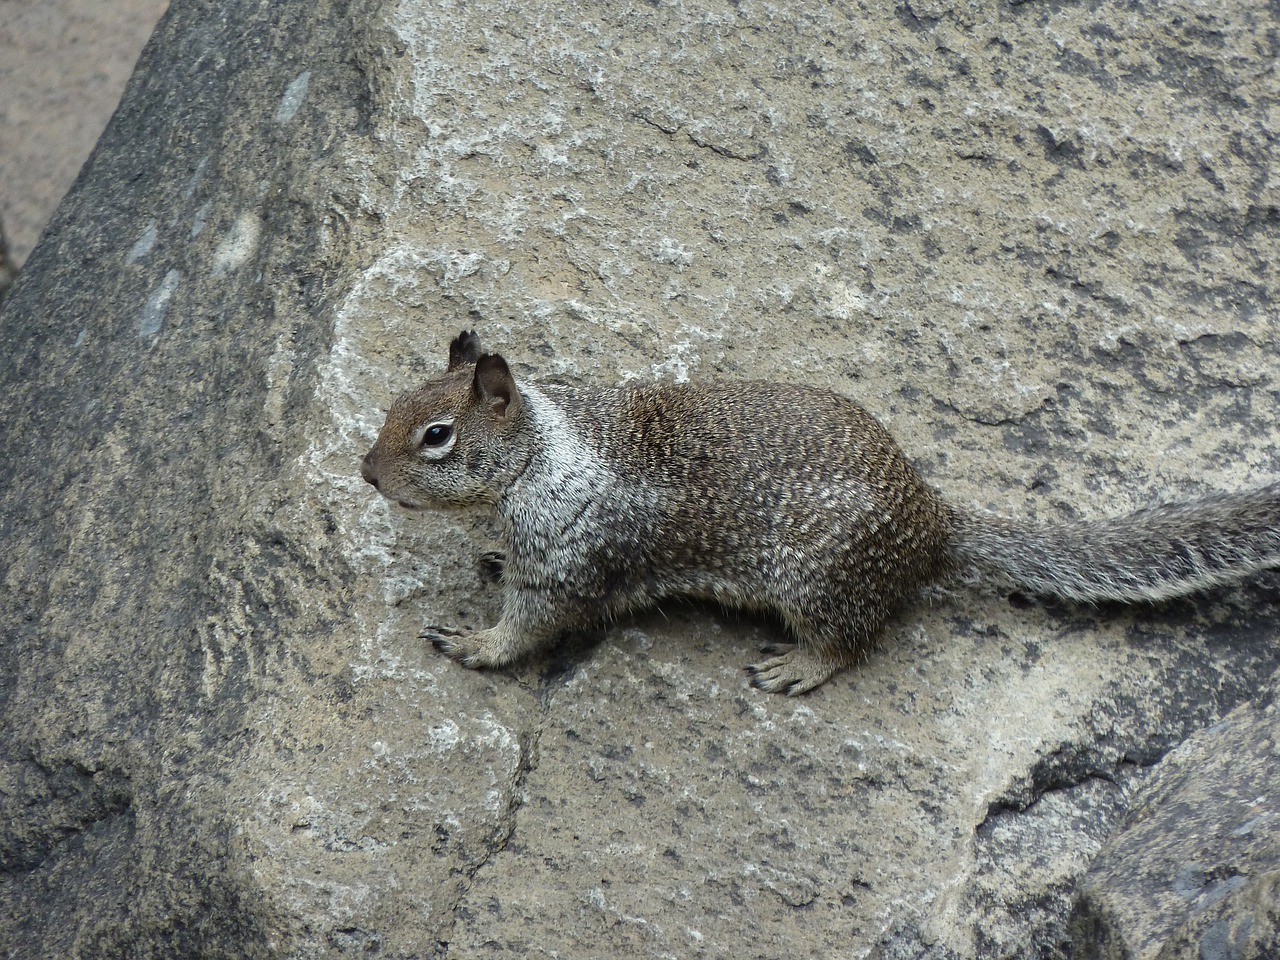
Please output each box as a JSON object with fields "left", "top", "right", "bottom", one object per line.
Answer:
{"left": 0, "top": 0, "right": 1278, "bottom": 958}
{"left": 1071, "top": 687, "right": 1280, "bottom": 960}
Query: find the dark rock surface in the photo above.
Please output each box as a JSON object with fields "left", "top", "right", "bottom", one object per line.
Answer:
{"left": 1, "top": 0, "right": 1278, "bottom": 957}
{"left": 1072, "top": 689, "right": 1280, "bottom": 960}
{"left": 0, "top": 0, "right": 379, "bottom": 956}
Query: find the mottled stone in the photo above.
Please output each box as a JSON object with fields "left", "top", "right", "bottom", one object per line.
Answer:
{"left": 1, "top": 0, "right": 1278, "bottom": 957}
{"left": 1071, "top": 691, "right": 1280, "bottom": 960}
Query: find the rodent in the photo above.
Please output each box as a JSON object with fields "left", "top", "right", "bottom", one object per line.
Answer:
{"left": 360, "top": 330, "right": 1280, "bottom": 695}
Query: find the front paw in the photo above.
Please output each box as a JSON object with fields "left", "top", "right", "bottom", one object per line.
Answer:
{"left": 421, "top": 626, "right": 508, "bottom": 669}
{"left": 421, "top": 626, "right": 482, "bottom": 667}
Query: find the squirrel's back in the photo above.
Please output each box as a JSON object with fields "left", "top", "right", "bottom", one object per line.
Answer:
{"left": 547, "top": 379, "right": 924, "bottom": 495}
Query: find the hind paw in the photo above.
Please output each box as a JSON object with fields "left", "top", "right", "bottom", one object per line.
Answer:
{"left": 745, "top": 644, "right": 841, "bottom": 696}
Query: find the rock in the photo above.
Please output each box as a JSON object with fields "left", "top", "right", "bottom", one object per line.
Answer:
{"left": 0, "top": 217, "right": 16, "bottom": 306}
{"left": 0, "top": 0, "right": 167, "bottom": 268}
{"left": 1, "top": 0, "right": 1278, "bottom": 957}
{"left": 1071, "top": 691, "right": 1280, "bottom": 960}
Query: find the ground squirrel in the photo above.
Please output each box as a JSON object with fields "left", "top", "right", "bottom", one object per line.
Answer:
{"left": 361, "top": 331, "right": 1280, "bottom": 695}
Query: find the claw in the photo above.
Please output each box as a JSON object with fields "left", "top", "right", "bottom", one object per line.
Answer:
{"left": 420, "top": 627, "right": 475, "bottom": 664}
{"left": 478, "top": 551, "right": 505, "bottom": 584}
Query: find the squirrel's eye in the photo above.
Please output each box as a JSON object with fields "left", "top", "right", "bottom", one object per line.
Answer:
{"left": 421, "top": 423, "right": 454, "bottom": 448}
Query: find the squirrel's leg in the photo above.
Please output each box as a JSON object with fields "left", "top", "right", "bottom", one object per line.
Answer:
{"left": 423, "top": 584, "right": 569, "bottom": 669}
{"left": 745, "top": 643, "right": 855, "bottom": 696}
{"left": 744, "top": 610, "right": 872, "bottom": 696}
{"left": 425, "top": 620, "right": 553, "bottom": 669}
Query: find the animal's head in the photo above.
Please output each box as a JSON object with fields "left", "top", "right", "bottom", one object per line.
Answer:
{"left": 361, "top": 330, "right": 530, "bottom": 510}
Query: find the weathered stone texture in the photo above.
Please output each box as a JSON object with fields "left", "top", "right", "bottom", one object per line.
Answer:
{"left": 1, "top": 0, "right": 1278, "bottom": 957}
{"left": 1072, "top": 691, "right": 1280, "bottom": 960}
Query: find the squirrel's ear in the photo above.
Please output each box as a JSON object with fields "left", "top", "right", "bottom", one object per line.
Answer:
{"left": 472, "top": 353, "right": 522, "bottom": 419}
{"left": 448, "top": 330, "right": 483, "bottom": 371}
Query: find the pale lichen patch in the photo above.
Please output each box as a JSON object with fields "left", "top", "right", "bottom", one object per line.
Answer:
{"left": 276, "top": 70, "right": 312, "bottom": 124}
{"left": 138, "top": 269, "right": 180, "bottom": 337}
{"left": 212, "top": 212, "right": 262, "bottom": 276}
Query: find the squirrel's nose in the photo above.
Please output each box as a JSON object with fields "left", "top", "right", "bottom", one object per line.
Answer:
{"left": 361, "top": 453, "right": 379, "bottom": 489}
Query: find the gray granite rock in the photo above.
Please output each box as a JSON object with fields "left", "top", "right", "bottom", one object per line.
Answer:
{"left": 1, "top": 0, "right": 1278, "bottom": 958}
{"left": 1071, "top": 690, "right": 1280, "bottom": 960}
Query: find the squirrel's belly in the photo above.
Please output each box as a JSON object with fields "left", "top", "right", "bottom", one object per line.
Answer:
{"left": 641, "top": 567, "right": 774, "bottom": 612}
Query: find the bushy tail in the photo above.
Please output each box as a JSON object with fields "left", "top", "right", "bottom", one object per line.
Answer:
{"left": 950, "top": 482, "right": 1280, "bottom": 603}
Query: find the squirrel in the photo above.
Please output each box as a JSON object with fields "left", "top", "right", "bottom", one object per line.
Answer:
{"left": 361, "top": 330, "right": 1280, "bottom": 695}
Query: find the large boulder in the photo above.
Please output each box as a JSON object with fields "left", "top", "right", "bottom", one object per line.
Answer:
{"left": 1, "top": 0, "right": 1277, "bottom": 957}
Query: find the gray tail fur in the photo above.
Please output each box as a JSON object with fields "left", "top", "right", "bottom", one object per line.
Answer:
{"left": 950, "top": 482, "right": 1280, "bottom": 603}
